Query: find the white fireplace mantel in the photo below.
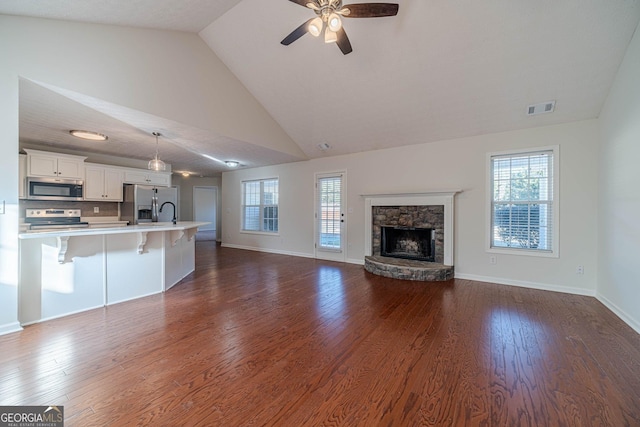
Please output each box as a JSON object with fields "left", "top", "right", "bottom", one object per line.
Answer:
{"left": 363, "top": 191, "right": 461, "bottom": 266}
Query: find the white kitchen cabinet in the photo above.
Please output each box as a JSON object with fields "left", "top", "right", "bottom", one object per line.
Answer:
{"left": 84, "top": 164, "right": 124, "bottom": 201}
{"left": 24, "top": 149, "right": 86, "bottom": 179}
{"left": 123, "top": 169, "right": 171, "bottom": 186}
{"left": 19, "top": 154, "right": 27, "bottom": 199}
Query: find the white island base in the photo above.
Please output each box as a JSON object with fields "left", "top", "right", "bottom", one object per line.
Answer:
{"left": 18, "top": 222, "right": 208, "bottom": 325}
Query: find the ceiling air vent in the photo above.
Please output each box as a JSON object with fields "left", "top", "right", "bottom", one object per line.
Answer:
{"left": 527, "top": 100, "right": 556, "bottom": 116}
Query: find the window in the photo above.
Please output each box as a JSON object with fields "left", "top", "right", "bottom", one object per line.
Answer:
{"left": 489, "top": 147, "right": 558, "bottom": 255}
{"left": 242, "top": 178, "right": 278, "bottom": 233}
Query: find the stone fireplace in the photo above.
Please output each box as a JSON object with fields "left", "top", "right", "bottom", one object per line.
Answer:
{"left": 381, "top": 226, "right": 435, "bottom": 261}
{"left": 373, "top": 205, "right": 443, "bottom": 263}
{"left": 363, "top": 192, "right": 459, "bottom": 281}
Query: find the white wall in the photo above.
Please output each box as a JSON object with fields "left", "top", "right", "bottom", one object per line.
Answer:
{"left": 598, "top": 22, "right": 640, "bottom": 333}
{"left": 0, "top": 54, "right": 20, "bottom": 335}
{"left": 0, "top": 14, "right": 300, "bottom": 334}
{"left": 222, "top": 120, "right": 600, "bottom": 295}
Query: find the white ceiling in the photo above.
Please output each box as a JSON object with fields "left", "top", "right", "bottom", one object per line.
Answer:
{"left": 0, "top": 0, "right": 242, "bottom": 32}
{"left": 3, "top": 0, "right": 640, "bottom": 176}
{"left": 19, "top": 79, "right": 303, "bottom": 176}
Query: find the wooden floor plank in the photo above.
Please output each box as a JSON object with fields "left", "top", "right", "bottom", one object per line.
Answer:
{"left": 1, "top": 242, "right": 639, "bottom": 426}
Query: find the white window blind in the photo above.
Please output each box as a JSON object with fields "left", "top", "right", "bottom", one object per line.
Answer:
{"left": 490, "top": 150, "right": 554, "bottom": 252}
{"left": 242, "top": 178, "right": 278, "bottom": 233}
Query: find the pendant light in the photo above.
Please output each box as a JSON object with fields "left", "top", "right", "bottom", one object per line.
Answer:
{"left": 148, "top": 131, "right": 166, "bottom": 171}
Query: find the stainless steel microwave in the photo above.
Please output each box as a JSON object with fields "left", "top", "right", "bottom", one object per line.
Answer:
{"left": 27, "top": 177, "right": 84, "bottom": 201}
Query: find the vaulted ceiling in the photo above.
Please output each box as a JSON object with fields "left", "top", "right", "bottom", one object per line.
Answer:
{"left": 3, "top": 0, "right": 640, "bottom": 176}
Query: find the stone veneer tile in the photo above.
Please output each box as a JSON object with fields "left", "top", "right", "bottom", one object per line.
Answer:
{"left": 372, "top": 205, "right": 445, "bottom": 264}
{"left": 364, "top": 256, "right": 454, "bottom": 282}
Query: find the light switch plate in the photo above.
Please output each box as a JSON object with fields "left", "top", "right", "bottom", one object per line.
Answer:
{"left": 0, "top": 200, "right": 5, "bottom": 215}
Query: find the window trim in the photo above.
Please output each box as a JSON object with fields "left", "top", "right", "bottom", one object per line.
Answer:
{"left": 486, "top": 145, "right": 560, "bottom": 258}
{"left": 240, "top": 177, "right": 279, "bottom": 235}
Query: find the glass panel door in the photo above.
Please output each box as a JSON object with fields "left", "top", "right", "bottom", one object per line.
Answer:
{"left": 316, "top": 173, "right": 345, "bottom": 261}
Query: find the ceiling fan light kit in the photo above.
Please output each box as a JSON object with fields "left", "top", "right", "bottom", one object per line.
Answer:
{"left": 281, "top": 0, "right": 399, "bottom": 55}
{"left": 325, "top": 27, "right": 338, "bottom": 43}
{"left": 309, "top": 17, "right": 324, "bottom": 36}
{"left": 328, "top": 13, "right": 342, "bottom": 31}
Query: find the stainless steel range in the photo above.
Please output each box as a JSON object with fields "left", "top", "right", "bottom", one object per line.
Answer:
{"left": 25, "top": 209, "right": 89, "bottom": 231}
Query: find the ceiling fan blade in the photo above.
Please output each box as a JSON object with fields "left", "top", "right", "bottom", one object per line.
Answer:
{"left": 281, "top": 18, "right": 314, "bottom": 46}
{"left": 341, "top": 3, "right": 399, "bottom": 18}
{"left": 336, "top": 27, "right": 353, "bottom": 55}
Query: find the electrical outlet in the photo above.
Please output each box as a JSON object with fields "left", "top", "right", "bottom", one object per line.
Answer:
{"left": 0, "top": 200, "right": 5, "bottom": 215}
{"left": 576, "top": 265, "right": 584, "bottom": 275}
{"left": 489, "top": 255, "right": 497, "bottom": 265}
{"left": 93, "top": 207, "right": 99, "bottom": 213}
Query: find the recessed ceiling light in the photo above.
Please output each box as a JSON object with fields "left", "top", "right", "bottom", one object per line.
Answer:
{"left": 69, "top": 130, "right": 108, "bottom": 141}
{"left": 181, "top": 172, "right": 190, "bottom": 177}
{"left": 225, "top": 161, "right": 240, "bottom": 168}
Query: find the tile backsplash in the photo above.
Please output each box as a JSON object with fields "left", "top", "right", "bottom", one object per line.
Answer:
{"left": 20, "top": 200, "right": 119, "bottom": 218}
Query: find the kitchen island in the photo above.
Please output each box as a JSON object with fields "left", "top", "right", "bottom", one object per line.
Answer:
{"left": 18, "top": 222, "right": 209, "bottom": 325}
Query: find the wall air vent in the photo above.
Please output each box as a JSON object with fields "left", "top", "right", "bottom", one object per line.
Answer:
{"left": 527, "top": 100, "right": 556, "bottom": 116}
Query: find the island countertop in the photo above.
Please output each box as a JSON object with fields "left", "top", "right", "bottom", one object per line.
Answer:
{"left": 18, "top": 221, "right": 210, "bottom": 239}
{"left": 18, "top": 221, "right": 210, "bottom": 326}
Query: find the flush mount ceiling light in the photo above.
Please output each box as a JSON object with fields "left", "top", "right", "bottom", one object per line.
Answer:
{"left": 281, "top": 0, "right": 399, "bottom": 55}
{"left": 148, "top": 131, "right": 166, "bottom": 171}
{"left": 69, "top": 130, "right": 108, "bottom": 141}
{"left": 225, "top": 161, "right": 240, "bottom": 168}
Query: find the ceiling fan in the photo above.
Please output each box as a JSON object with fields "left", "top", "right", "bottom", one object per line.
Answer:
{"left": 281, "top": 0, "right": 399, "bottom": 55}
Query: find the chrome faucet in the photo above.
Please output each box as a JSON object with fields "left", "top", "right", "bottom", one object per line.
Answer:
{"left": 159, "top": 201, "right": 177, "bottom": 225}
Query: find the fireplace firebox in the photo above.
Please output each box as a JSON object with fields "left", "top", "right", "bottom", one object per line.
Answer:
{"left": 381, "top": 226, "right": 435, "bottom": 262}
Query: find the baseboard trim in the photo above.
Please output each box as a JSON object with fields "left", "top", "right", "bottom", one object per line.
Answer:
{"left": 221, "top": 243, "right": 314, "bottom": 259}
{"left": 20, "top": 304, "right": 106, "bottom": 327}
{"left": 346, "top": 258, "right": 365, "bottom": 266}
{"left": 596, "top": 292, "right": 640, "bottom": 334}
{"left": 0, "top": 322, "right": 23, "bottom": 336}
{"left": 454, "top": 272, "right": 596, "bottom": 297}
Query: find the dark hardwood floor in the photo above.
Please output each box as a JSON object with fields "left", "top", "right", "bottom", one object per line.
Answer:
{"left": 2, "top": 242, "right": 640, "bottom": 426}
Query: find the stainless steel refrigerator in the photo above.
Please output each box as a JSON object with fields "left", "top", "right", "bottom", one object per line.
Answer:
{"left": 121, "top": 184, "right": 178, "bottom": 224}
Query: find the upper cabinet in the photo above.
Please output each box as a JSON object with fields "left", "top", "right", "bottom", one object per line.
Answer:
{"left": 84, "top": 164, "right": 124, "bottom": 201}
{"left": 123, "top": 169, "right": 171, "bottom": 187}
{"left": 21, "top": 149, "right": 171, "bottom": 194}
{"left": 24, "top": 149, "right": 86, "bottom": 180}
